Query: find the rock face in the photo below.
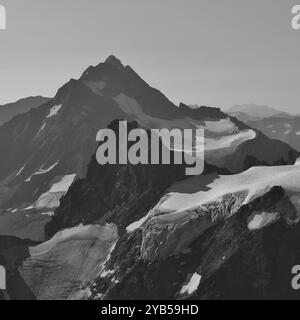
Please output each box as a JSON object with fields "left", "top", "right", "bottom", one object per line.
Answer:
{"left": 0, "top": 236, "right": 38, "bottom": 300}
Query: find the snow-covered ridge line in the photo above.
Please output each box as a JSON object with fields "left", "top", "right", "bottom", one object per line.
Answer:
{"left": 130, "top": 159, "right": 300, "bottom": 236}
{"left": 157, "top": 161, "right": 300, "bottom": 215}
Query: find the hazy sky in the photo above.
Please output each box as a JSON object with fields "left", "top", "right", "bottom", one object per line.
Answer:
{"left": 0, "top": 0, "right": 299, "bottom": 113}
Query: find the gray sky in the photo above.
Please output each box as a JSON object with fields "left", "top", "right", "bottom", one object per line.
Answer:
{"left": 0, "top": 0, "right": 299, "bottom": 113}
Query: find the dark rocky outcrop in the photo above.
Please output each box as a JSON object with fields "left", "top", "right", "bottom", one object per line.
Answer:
{"left": 0, "top": 236, "right": 38, "bottom": 300}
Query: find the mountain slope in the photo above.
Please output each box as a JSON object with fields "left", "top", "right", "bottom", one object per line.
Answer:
{"left": 0, "top": 55, "right": 298, "bottom": 244}
{"left": 87, "top": 160, "right": 300, "bottom": 300}
{"left": 0, "top": 96, "right": 50, "bottom": 126}
{"left": 17, "top": 139, "right": 300, "bottom": 300}
{"left": 11, "top": 119, "right": 299, "bottom": 300}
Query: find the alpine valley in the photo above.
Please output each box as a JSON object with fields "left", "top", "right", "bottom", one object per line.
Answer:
{"left": 0, "top": 56, "right": 300, "bottom": 300}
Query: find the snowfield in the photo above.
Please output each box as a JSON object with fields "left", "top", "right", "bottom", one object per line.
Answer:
{"left": 132, "top": 160, "right": 300, "bottom": 235}
{"left": 30, "top": 223, "right": 118, "bottom": 257}
{"left": 180, "top": 273, "right": 202, "bottom": 296}
{"left": 47, "top": 104, "right": 62, "bottom": 118}
{"left": 157, "top": 160, "right": 300, "bottom": 216}
{"left": 49, "top": 174, "right": 76, "bottom": 193}
{"left": 35, "top": 174, "right": 76, "bottom": 208}
{"left": 19, "top": 224, "right": 119, "bottom": 300}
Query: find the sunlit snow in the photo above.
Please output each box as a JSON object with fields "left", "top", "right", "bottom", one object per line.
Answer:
{"left": 35, "top": 174, "right": 76, "bottom": 209}
{"left": 47, "top": 104, "right": 62, "bottom": 118}
{"left": 154, "top": 160, "right": 300, "bottom": 219}
{"left": 247, "top": 212, "right": 279, "bottom": 230}
{"left": 126, "top": 216, "right": 148, "bottom": 233}
{"left": 49, "top": 174, "right": 76, "bottom": 193}
{"left": 180, "top": 273, "right": 202, "bottom": 296}
{"left": 16, "top": 166, "right": 25, "bottom": 176}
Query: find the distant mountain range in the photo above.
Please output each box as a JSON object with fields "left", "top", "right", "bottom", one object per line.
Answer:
{"left": 0, "top": 96, "right": 51, "bottom": 126}
{"left": 1, "top": 56, "right": 300, "bottom": 300}
{"left": 227, "top": 103, "right": 285, "bottom": 118}
{"left": 247, "top": 115, "right": 300, "bottom": 151}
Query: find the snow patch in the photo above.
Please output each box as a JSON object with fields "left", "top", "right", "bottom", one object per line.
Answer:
{"left": 49, "top": 174, "right": 76, "bottom": 193}
{"left": 25, "top": 162, "right": 59, "bottom": 182}
{"left": 47, "top": 104, "right": 62, "bottom": 118}
{"left": 37, "top": 122, "right": 47, "bottom": 134}
{"left": 100, "top": 269, "right": 115, "bottom": 278}
{"left": 180, "top": 273, "right": 201, "bottom": 296}
{"left": 36, "top": 162, "right": 59, "bottom": 175}
{"left": 126, "top": 216, "right": 148, "bottom": 233}
{"left": 35, "top": 174, "right": 76, "bottom": 209}
{"left": 247, "top": 212, "right": 280, "bottom": 230}
{"left": 41, "top": 211, "right": 55, "bottom": 217}
{"left": 23, "top": 206, "right": 34, "bottom": 211}
{"left": 16, "top": 166, "right": 25, "bottom": 176}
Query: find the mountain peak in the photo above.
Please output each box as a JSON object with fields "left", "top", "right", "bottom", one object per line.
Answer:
{"left": 104, "top": 55, "right": 126, "bottom": 71}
